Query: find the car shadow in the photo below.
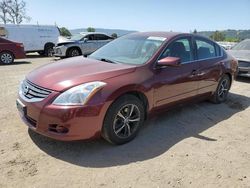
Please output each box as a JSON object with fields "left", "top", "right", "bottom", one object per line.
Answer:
{"left": 0, "top": 61, "right": 31, "bottom": 66}
{"left": 236, "top": 77, "right": 250, "bottom": 83}
{"left": 29, "top": 92, "right": 250, "bottom": 168}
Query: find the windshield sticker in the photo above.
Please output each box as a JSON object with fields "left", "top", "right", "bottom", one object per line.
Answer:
{"left": 147, "top": 36, "right": 166, "bottom": 41}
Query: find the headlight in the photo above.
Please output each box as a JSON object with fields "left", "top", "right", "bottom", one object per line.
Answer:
{"left": 52, "top": 81, "right": 106, "bottom": 106}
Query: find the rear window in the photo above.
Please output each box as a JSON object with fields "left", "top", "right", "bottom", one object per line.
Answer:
{"left": 195, "top": 39, "right": 216, "bottom": 59}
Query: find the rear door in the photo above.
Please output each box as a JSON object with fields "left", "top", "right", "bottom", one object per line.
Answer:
{"left": 94, "top": 34, "right": 112, "bottom": 49}
{"left": 154, "top": 36, "right": 200, "bottom": 107}
{"left": 194, "top": 37, "right": 223, "bottom": 95}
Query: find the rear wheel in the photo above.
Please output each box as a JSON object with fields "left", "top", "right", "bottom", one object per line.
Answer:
{"left": 0, "top": 51, "right": 14, "bottom": 64}
{"left": 102, "top": 95, "right": 145, "bottom": 145}
{"left": 211, "top": 75, "right": 231, "bottom": 103}
{"left": 44, "top": 44, "right": 54, "bottom": 57}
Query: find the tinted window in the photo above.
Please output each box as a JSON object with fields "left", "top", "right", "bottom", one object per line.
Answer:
{"left": 160, "top": 38, "right": 194, "bottom": 63}
{"left": 195, "top": 39, "right": 216, "bottom": 59}
{"left": 94, "top": 34, "right": 111, "bottom": 40}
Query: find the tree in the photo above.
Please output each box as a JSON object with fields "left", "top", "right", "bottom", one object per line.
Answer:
{"left": 59, "top": 27, "right": 71, "bottom": 37}
{"left": 111, "top": 33, "right": 118, "bottom": 38}
{"left": 193, "top": 29, "right": 197, "bottom": 34}
{"left": 0, "top": 0, "right": 30, "bottom": 24}
{"left": 0, "top": 0, "right": 9, "bottom": 24}
{"left": 87, "top": 27, "right": 95, "bottom": 32}
{"left": 209, "top": 31, "right": 225, "bottom": 41}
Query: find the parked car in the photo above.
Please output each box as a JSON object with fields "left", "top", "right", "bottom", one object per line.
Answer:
{"left": 228, "top": 39, "right": 250, "bottom": 77}
{"left": 0, "top": 24, "right": 60, "bottom": 57}
{"left": 16, "top": 32, "right": 238, "bottom": 144}
{"left": 53, "top": 32, "right": 113, "bottom": 58}
{"left": 217, "top": 41, "right": 237, "bottom": 50}
{"left": 0, "top": 37, "right": 25, "bottom": 64}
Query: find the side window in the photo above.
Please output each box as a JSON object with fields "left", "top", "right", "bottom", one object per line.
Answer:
{"left": 86, "top": 34, "right": 94, "bottom": 41}
{"left": 94, "top": 34, "right": 111, "bottom": 40}
{"left": 195, "top": 39, "right": 216, "bottom": 59}
{"left": 160, "top": 38, "right": 194, "bottom": 63}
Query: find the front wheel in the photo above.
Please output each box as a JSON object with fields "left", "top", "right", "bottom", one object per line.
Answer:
{"left": 0, "top": 51, "right": 14, "bottom": 64}
{"left": 102, "top": 95, "right": 145, "bottom": 145}
{"left": 211, "top": 75, "right": 231, "bottom": 103}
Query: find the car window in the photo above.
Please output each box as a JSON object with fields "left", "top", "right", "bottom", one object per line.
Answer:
{"left": 160, "top": 38, "right": 194, "bottom": 63}
{"left": 93, "top": 34, "right": 112, "bottom": 40}
{"left": 195, "top": 39, "right": 216, "bottom": 59}
{"left": 86, "top": 34, "right": 94, "bottom": 41}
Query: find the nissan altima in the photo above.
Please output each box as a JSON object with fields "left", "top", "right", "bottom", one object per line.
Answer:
{"left": 16, "top": 32, "right": 238, "bottom": 144}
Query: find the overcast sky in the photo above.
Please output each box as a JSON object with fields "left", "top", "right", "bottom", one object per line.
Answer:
{"left": 26, "top": 0, "right": 250, "bottom": 32}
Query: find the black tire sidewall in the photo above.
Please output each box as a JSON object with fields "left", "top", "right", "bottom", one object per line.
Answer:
{"left": 44, "top": 44, "right": 54, "bottom": 57}
{"left": 102, "top": 95, "right": 145, "bottom": 145}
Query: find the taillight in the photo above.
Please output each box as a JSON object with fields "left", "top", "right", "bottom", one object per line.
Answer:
{"left": 16, "top": 43, "right": 24, "bottom": 48}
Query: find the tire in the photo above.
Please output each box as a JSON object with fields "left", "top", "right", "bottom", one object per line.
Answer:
{"left": 44, "top": 44, "right": 54, "bottom": 57}
{"left": 211, "top": 75, "right": 231, "bottom": 104}
{"left": 0, "top": 51, "right": 14, "bottom": 64}
{"left": 67, "top": 48, "right": 81, "bottom": 57}
{"left": 102, "top": 95, "right": 145, "bottom": 145}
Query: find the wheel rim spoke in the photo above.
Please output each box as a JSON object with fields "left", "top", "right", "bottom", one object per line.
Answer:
{"left": 113, "top": 104, "right": 141, "bottom": 138}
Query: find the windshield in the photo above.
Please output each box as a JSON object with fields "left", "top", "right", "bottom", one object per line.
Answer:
{"left": 89, "top": 35, "right": 166, "bottom": 65}
{"left": 70, "top": 34, "right": 85, "bottom": 41}
{"left": 232, "top": 39, "right": 250, "bottom": 50}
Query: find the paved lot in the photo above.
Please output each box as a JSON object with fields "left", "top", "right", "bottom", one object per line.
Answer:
{"left": 0, "top": 54, "right": 250, "bottom": 188}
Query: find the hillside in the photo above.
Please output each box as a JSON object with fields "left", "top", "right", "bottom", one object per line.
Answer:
{"left": 70, "top": 28, "right": 137, "bottom": 36}
{"left": 198, "top": 29, "right": 250, "bottom": 40}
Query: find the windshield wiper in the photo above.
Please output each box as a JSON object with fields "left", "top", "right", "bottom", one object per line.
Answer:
{"left": 100, "top": 58, "right": 118, "bottom": 64}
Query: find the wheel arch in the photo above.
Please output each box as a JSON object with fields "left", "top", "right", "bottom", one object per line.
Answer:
{"left": 44, "top": 42, "right": 55, "bottom": 50}
{"left": 0, "top": 50, "right": 15, "bottom": 58}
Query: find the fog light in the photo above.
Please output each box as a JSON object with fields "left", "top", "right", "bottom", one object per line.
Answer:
{"left": 49, "top": 124, "right": 69, "bottom": 134}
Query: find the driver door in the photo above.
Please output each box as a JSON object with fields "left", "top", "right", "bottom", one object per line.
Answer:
{"left": 154, "top": 36, "right": 200, "bottom": 107}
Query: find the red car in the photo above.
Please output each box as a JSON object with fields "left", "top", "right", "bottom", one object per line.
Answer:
{"left": 0, "top": 37, "right": 26, "bottom": 64}
{"left": 16, "top": 32, "right": 238, "bottom": 144}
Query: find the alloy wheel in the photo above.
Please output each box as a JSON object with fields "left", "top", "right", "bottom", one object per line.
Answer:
{"left": 1, "top": 53, "right": 13, "bottom": 64}
{"left": 113, "top": 104, "right": 141, "bottom": 138}
{"left": 218, "top": 78, "right": 229, "bottom": 100}
{"left": 71, "top": 49, "right": 80, "bottom": 56}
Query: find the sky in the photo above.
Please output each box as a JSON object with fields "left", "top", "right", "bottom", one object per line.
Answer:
{"left": 26, "top": 0, "right": 250, "bottom": 32}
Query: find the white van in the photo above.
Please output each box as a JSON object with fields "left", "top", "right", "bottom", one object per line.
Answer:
{"left": 0, "top": 24, "right": 60, "bottom": 56}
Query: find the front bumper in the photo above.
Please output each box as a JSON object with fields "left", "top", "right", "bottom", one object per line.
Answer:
{"left": 53, "top": 46, "right": 67, "bottom": 57}
{"left": 17, "top": 93, "right": 111, "bottom": 141}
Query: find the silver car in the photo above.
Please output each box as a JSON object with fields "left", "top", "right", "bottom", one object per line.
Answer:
{"left": 54, "top": 32, "right": 113, "bottom": 58}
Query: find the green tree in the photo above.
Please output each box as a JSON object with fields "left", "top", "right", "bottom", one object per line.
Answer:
{"left": 193, "top": 29, "right": 197, "bottom": 34}
{"left": 111, "top": 33, "right": 118, "bottom": 38}
{"left": 59, "top": 27, "right": 71, "bottom": 37}
{"left": 209, "top": 31, "right": 225, "bottom": 41}
{"left": 87, "top": 27, "right": 95, "bottom": 32}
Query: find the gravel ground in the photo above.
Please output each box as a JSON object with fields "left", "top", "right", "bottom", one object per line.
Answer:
{"left": 0, "top": 54, "right": 250, "bottom": 188}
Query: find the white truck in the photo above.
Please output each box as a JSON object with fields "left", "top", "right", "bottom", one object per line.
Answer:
{"left": 0, "top": 24, "right": 60, "bottom": 56}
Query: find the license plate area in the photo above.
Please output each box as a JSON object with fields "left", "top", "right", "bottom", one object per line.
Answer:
{"left": 16, "top": 99, "right": 27, "bottom": 116}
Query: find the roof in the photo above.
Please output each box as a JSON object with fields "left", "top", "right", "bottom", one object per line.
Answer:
{"left": 127, "top": 31, "right": 185, "bottom": 39}
{"left": 79, "top": 32, "right": 110, "bottom": 36}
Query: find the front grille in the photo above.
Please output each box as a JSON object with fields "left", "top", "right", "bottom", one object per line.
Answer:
{"left": 21, "top": 80, "right": 52, "bottom": 102}
{"left": 238, "top": 61, "right": 250, "bottom": 67}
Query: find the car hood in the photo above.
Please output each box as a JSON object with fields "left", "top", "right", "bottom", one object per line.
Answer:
{"left": 228, "top": 50, "right": 250, "bottom": 62}
{"left": 27, "top": 56, "right": 136, "bottom": 91}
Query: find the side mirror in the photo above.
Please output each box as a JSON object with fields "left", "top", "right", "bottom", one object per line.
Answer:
{"left": 83, "top": 38, "right": 88, "bottom": 42}
{"left": 157, "top": 57, "right": 181, "bottom": 67}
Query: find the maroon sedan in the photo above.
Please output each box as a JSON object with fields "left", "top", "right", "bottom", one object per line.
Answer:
{"left": 16, "top": 32, "right": 238, "bottom": 144}
{"left": 0, "top": 37, "right": 25, "bottom": 64}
